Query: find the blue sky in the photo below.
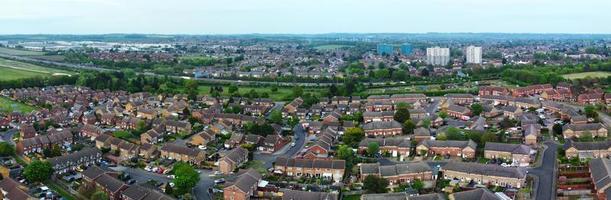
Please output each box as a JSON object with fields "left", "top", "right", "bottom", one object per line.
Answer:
{"left": 1, "top": 0, "right": 609, "bottom": 34}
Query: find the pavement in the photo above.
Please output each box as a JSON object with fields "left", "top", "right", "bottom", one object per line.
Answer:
{"left": 528, "top": 140, "right": 558, "bottom": 200}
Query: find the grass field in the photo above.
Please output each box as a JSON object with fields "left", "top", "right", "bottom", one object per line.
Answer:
{"left": 197, "top": 85, "right": 324, "bottom": 101}
{"left": 0, "top": 97, "right": 36, "bottom": 113}
{"left": 314, "top": 44, "right": 353, "bottom": 50}
{"left": 0, "top": 58, "right": 74, "bottom": 80}
{"left": 0, "top": 47, "right": 45, "bottom": 56}
{"left": 562, "top": 71, "right": 611, "bottom": 80}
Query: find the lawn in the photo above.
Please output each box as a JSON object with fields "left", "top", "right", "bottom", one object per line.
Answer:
{"left": 0, "top": 47, "right": 45, "bottom": 56}
{"left": 0, "top": 97, "right": 37, "bottom": 113}
{"left": 197, "top": 85, "right": 324, "bottom": 101}
{"left": 562, "top": 71, "right": 611, "bottom": 80}
{"left": 0, "top": 66, "right": 48, "bottom": 81}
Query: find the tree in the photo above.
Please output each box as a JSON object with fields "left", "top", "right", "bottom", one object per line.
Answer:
{"left": 337, "top": 145, "right": 355, "bottom": 169}
{"left": 584, "top": 105, "right": 598, "bottom": 118}
{"left": 292, "top": 86, "right": 304, "bottom": 98}
{"left": 228, "top": 85, "right": 238, "bottom": 94}
{"left": 363, "top": 175, "right": 389, "bottom": 193}
{"left": 0, "top": 142, "right": 15, "bottom": 156}
{"left": 411, "top": 179, "right": 424, "bottom": 191}
{"left": 439, "top": 111, "right": 448, "bottom": 119}
{"left": 421, "top": 118, "right": 431, "bottom": 128}
{"left": 367, "top": 142, "right": 380, "bottom": 156}
{"left": 172, "top": 162, "right": 200, "bottom": 195}
{"left": 403, "top": 120, "right": 416, "bottom": 135}
{"left": 23, "top": 160, "right": 53, "bottom": 183}
{"left": 553, "top": 123, "right": 564, "bottom": 136}
{"left": 480, "top": 132, "right": 498, "bottom": 145}
{"left": 445, "top": 127, "right": 465, "bottom": 140}
{"left": 343, "top": 127, "right": 364, "bottom": 147}
{"left": 394, "top": 106, "right": 411, "bottom": 123}
{"left": 184, "top": 79, "right": 199, "bottom": 101}
{"left": 91, "top": 191, "right": 109, "bottom": 200}
{"left": 269, "top": 110, "right": 283, "bottom": 124}
{"left": 470, "top": 103, "right": 483, "bottom": 116}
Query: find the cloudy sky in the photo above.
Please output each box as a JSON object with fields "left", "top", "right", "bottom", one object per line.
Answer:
{"left": 1, "top": 0, "right": 609, "bottom": 34}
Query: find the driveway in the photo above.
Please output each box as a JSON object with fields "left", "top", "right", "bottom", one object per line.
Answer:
{"left": 528, "top": 140, "right": 558, "bottom": 200}
{"left": 193, "top": 169, "right": 215, "bottom": 200}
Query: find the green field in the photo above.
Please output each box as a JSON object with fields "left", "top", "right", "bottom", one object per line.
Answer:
{"left": 197, "top": 85, "right": 324, "bottom": 101}
{"left": 314, "top": 44, "right": 353, "bottom": 50}
{"left": 0, "top": 58, "right": 74, "bottom": 80}
{"left": 562, "top": 71, "right": 611, "bottom": 80}
{"left": 0, "top": 47, "right": 45, "bottom": 56}
{"left": 0, "top": 97, "right": 36, "bottom": 113}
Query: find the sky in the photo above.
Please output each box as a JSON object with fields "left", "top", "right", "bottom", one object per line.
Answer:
{"left": 1, "top": 0, "right": 610, "bottom": 34}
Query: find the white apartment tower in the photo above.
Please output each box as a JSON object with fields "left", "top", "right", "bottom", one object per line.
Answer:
{"left": 465, "top": 46, "right": 482, "bottom": 64}
{"left": 426, "top": 47, "right": 450, "bottom": 66}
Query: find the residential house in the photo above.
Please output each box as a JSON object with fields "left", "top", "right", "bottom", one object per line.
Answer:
{"left": 273, "top": 157, "right": 345, "bottom": 182}
{"left": 219, "top": 147, "right": 249, "bottom": 174}
{"left": 260, "top": 135, "right": 288, "bottom": 153}
{"left": 0, "top": 177, "right": 35, "bottom": 200}
{"left": 446, "top": 104, "right": 471, "bottom": 120}
{"left": 563, "top": 123, "right": 608, "bottom": 139}
{"left": 190, "top": 130, "right": 216, "bottom": 147}
{"left": 565, "top": 140, "right": 611, "bottom": 159}
{"left": 358, "top": 137, "right": 411, "bottom": 161}
{"left": 280, "top": 189, "right": 338, "bottom": 200}
{"left": 363, "top": 111, "right": 394, "bottom": 123}
{"left": 362, "top": 120, "right": 403, "bottom": 137}
{"left": 589, "top": 158, "right": 611, "bottom": 200}
{"left": 121, "top": 185, "right": 173, "bottom": 200}
{"left": 360, "top": 162, "right": 433, "bottom": 187}
{"left": 442, "top": 161, "right": 527, "bottom": 188}
{"left": 416, "top": 140, "right": 477, "bottom": 159}
{"left": 160, "top": 144, "right": 205, "bottom": 164}
{"left": 223, "top": 169, "right": 262, "bottom": 200}
{"left": 47, "top": 148, "right": 101, "bottom": 174}
{"left": 484, "top": 142, "right": 533, "bottom": 166}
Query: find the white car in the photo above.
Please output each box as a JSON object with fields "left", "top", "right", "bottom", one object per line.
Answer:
{"left": 290, "top": 142, "right": 296, "bottom": 147}
{"left": 198, "top": 145, "right": 207, "bottom": 150}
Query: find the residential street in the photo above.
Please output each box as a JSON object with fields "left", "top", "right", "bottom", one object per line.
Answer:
{"left": 528, "top": 140, "right": 558, "bottom": 200}
{"left": 254, "top": 124, "right": 307, "bottom": 169}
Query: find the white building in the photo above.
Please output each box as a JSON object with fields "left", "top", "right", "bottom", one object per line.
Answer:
{"left": 465, "top": 46, "right": 482, "bottom": 64}
{"left": 426, "top": 47, "right": 450, "bottom": 66}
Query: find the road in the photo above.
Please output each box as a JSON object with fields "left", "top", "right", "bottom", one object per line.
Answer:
{"left": 528, "top": 140, "right": 558, "bottom": 200}
{"left": 254, "top": 124, "right": 307, "bottom": 169}
{"left": 110, "top": 165, "right": 171, "bottom": 184}
{"left": 192, "top": 170, "right": 215, "bottom": 200}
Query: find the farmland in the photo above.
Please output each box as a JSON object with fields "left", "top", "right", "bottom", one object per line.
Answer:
{"left": 0, "top": 47, "right": 45, "bottom": 56}
{"left": 197, "top": 85, "right": 325, "bottom": 101}
{"left": 562, "top": 71, "right": 611, "bottom": 80}
{"left": 0, "top": 58, "right": 75, "bottom": 80}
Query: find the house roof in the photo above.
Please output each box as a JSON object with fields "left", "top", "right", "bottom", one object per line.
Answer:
{"left": 225, "top": 169, "right": 262, "bottom": 193}
{"left": 484, "top": 142, "right": 532, "bottom": 155}
{"left": 450, "top": 188, "right": 500, "bottom": 200}
{"left": 362, "top": 193, "right": 445, "bottom": 200}
{"left": 358, "top": 137, "right": 411, "bottom": 148}
{"left": 362, "top": 120, "right": 402, "bottom": 130}
{"left": 360, "top": 162, "right": 432, "bottom": 177}
{"left": 443, "top": 161, "right": 526, "bottom": 179}
{"left": 419, "top": 140, "right": 477, "bottom": 150}
{"left": 282, "top": 189, "right": 338, "bottom": 200}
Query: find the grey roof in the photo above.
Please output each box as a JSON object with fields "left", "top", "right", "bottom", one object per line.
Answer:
{"left": 362, "top": 120, "right": 402, "bottom": 130}
{"left": 222, "top": 147, "right": 248, "bottom": 164}
{"left": 590, "top": 158, "right": 611, "bottom": 190}
{"left": 414, "top": 127, "right": 430, "bottom": 136}
{"left": 484, "top": 142, "right": 532, "bottom": 155}
{"left": 225, "top": 169, "right": 261, "bottom": 193}
{"left": 443, "top": 161, "right": 526, "bottom": 179}
{"left": 95, "top": 173, "right": 125, "bottom": 193}
{"left": 122, "top": 185, "right": 174, "bottom": 200}
{"left": 567, "top": 140, "right": 611, "bottom": 151}
{"left": 450, "top": 188, "right": 500, "bottom": 200}
{"left": 420, "top": 140, "right": 477, "bottom": 150}
{"left": 563, "top": 123, "right": 606, "bottom": 132}
{"left": 360, "top": 162, "right": 432, "bottom": 177}
{"left": 358, "top": 137, "right": 411, "bottom": 148}
{"left": 275, "top": 157, "right": 345, "bottom": 170}
{"left": 47, "top": 148, "right": 101, "bottom": 166}
{"left": 362, "top": 193, "right": 445, "bottom": 200}
{"left": 363, "top": 111, "right": 394, "bottom": 117}
{"left": 281, "top": 189, "right": 338, "bottom": 200}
